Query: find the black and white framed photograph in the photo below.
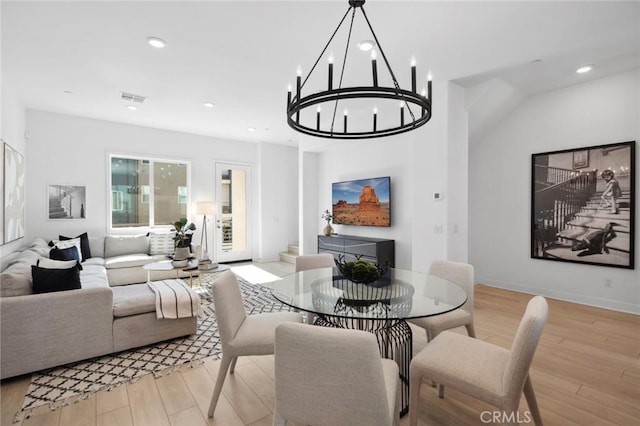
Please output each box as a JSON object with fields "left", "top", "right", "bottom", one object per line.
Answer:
{"left": 531, "top": 140, "right": 635, "bottom": 269}
{"left": 48, "top": 184, "right": 87, "bottom": 219}
{"left": 4, "top": 142, "right": 25, "bottom": 243}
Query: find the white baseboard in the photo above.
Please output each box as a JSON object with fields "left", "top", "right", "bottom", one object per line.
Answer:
{"left": 478, "top": 276, "right": 640, "bottom": 315}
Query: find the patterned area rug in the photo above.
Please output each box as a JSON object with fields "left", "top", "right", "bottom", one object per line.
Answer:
{"left": 15, "top": 278, "right": 291, "bottom": 422}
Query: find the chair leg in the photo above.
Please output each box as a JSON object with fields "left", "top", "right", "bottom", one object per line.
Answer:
{"left": 306, "top": 312, "right": 316, "bottom": 324}
{"left": 523, "top": 375, "right": 543, "bottom": 425}
{"left": 207, "top": 356, "right": 233, "bottom": 418}
{"left": 229, "top": 356, "right": 238, "bottom": 374}
{"left": 465, "top": 322, "right": 476, "bottom": 338}
{"left": 408, "top": 371, "right": 423, "bottom": 426}
{"left": 438, "top": 384, "right": 445, "bottom": 398}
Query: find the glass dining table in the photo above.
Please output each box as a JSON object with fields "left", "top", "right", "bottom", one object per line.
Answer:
{"left": 263, "top": 267, "right": 468, "bottom": 416}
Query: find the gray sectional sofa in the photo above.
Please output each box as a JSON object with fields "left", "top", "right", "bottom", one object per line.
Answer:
{"left": 0, "top": 235, "right": 199, "bottom": 379}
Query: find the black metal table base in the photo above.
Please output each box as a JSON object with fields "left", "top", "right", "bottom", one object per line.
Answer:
{"left": 315, "top": 315, "right": 413, "bottom": 417}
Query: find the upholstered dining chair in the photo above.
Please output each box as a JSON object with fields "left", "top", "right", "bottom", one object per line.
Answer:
{"left": 294, "top": 253, "right": 335, "bottom": 272}
{"left": 273, "top": 322, "right": 400, "bottom": 426}
{"left": 409, "top": 295, "right": 548, "bottom": 426}
{"left": 207, "top": 270, "right": 302, "bottom": 418}
{"left": 294, "top": 253, "right": 335, "bottom": 323}
{"left": 409, "top": 260, "right": 476, "bottom": 341}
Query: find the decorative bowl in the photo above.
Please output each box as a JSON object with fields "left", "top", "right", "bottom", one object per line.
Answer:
{"left": 334, "top": 255, "right": 388, "bottom": 284}
{"left": 171, "top": 259, "right": 189, "bottom": 268}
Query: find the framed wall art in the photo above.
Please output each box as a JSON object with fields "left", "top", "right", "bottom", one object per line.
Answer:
{"left": 3, "top": 142, "right": 25, "bottom": 243}
{"left": 48, "top": 184, "right": 87, "bottom": 220}
{"left": 531, "top": 140, "right": 635, "bottom": 269}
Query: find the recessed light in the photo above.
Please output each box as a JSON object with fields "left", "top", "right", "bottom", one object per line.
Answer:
{"left": 147, "top": 36, "right": 167, "bottom": 49}
{"left": 248, "top": 127, "right": 256, "bottom": 132}
{"left": 576, "top": 64, "right": 594, "bottom": 74}
{"left": 203, "top": 102, "right": 214, "bottom": 108}
{"left": 126, "top": 105, "right": 137, "bottom": 111}
{"left": 357, "top": 40, "right": 375, "bottom": 52}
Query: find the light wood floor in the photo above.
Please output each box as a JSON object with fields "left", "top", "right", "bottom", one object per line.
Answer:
{"left": 1, "top": 262, "right": 639, "bottom": 426}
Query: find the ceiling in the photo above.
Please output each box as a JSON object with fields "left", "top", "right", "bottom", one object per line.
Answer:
{"left": 2, "top": 1, "right": 639, "bottom": 147}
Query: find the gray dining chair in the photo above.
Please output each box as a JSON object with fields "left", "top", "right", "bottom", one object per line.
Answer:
{"left": 409, "top": 296, "right": 548, "bottom": 426}
{"left": 207, "top": 270, "right": 302, "bottom": 418}
{"left": 294, "top": 253, "right": 335, "bottom": 323}
{"left": 273, "top": 322, "right": 400, "bottom": 426}
{"left": 409, "top": 260, "right": 476, "bottom": 341}
{"left": 294, "top": 253, "right": 335, "bottom": 272}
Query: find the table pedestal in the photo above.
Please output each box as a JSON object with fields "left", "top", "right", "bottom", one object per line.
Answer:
{"left": 315, "top": 315, "right": 412, "bottom": 416}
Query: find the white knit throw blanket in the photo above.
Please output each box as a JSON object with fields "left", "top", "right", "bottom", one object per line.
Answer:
{"left": 147, "top": 279, "right": 200, "bottom": 319}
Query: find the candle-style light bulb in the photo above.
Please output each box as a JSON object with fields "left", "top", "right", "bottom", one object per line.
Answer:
{"left": 411, "top": 55, "right": 417, "bottom": 92}
{"left": 343, "top": 109, "right": 348, "bottom": 133}
{"left": 427, "top": 71, "right": 433, "bottom": 102}
{"left": 287, "top": 83, "right": 292, "bottom": 106}
{"left": 296, "top": 68, "right": 302, "bottom": 124}
{"left": 400, "top": 101, "right": 405, "bottom": 126}
{"left": 371, "top": 49, "right": 378, "bottom": 87}
{"left": 373, "top": 106, "right": 378, "bottom": 132}
{"left": 316, "top": 106, "right": 321, "bottom": 131}
{"left": 328, "top": 53, "right": 334, "bottom": 90}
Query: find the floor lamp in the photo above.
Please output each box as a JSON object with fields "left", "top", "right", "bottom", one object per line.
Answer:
{"left": 197, "top": 201, "right": 216, "bottom": 261}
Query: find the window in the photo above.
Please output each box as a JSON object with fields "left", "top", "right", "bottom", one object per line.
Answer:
{"left": 110, "top": 155, "right": 189, "bottom": 228}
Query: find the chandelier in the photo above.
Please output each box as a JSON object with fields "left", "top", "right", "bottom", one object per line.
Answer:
{"left": 286, "top": 0, "right": 432, "bottom": 140}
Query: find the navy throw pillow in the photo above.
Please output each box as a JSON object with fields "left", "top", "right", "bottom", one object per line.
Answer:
{"left": 31, "top": 264, "right": 81, "bottom": 294}
{"left": 59, "top": 232, "right": 92, "bottom": 260}
{"left": 50, "top": 246, "right": 81, "bottom": 264}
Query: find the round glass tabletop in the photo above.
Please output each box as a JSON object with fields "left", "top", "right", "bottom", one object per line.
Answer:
{"left": 266, "top": 267, "right": 467, "bottom": 321}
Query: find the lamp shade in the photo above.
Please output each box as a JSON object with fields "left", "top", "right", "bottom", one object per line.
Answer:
{"left": 197, "top": 201, "right": 216, "bottom": 216}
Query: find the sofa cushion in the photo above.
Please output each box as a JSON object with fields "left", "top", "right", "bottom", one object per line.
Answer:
{"left": 104, "top": 235, "right": 149, "bottom": 258}
{"left": 80, "top": 264, "right": 110, "bottom": 289}
{"left": 104, "top": 254, "right": 153, "bottom": 269}
{"left": 31, "top": 264, "right": 81, "bottom": 294}
{"left": 38, "top": 258, "right": 82, "bottom": 270}
{"left": 112, "top": 284, "right": 156, "bottom": 317}
{"left": 60, "top": 232, "right": 92, "bottom": 260}
{"left": 83, "top": 257, "right": 105, "bottom": 267}
{"left": 0, "top": 262, "right": 32, "bottom": 297}
{"left": 149, "top": 231, "right": 175, "bottom": 255}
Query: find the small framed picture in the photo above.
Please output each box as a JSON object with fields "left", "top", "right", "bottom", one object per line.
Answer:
{"left": 48, "top": 184, "right": 87, "bottom": 219}
{"left": 572, "top": 149, "right": 589, "bottom": 169}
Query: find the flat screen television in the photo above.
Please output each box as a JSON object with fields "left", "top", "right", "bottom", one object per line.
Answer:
{"left": 332, "top": 176, "right": 390, "bottom": 227}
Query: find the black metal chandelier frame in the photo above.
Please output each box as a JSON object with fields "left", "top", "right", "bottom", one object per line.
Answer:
{"left": 287, "top": 0, "right": 432, "bottom": 140}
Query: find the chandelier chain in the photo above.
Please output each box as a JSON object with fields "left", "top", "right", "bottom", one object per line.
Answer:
{"left": 300, "top": 7, "right": 351, "bottom": 91}
{"left": 360, "top": 6, "right": 417, "bottom": 123}
{"left": 330, "top": 6, "right": 357, "bottom": 135}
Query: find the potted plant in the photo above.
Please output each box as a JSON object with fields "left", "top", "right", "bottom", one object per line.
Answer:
{"left": 173, "top": 218, "right": 196, "bottom": 261}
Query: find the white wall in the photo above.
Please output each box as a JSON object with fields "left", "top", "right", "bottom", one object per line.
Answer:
{"left": 24, "top": 110, "right": 298, "bottom": 261}
{"left": 469, "top": 68, "right": 640, "bottom": 313}
{"left": 0, "top": 72, "right": 27, "bottom": 261}
{"left": 313, "top": 82, "right": 469, "bottom": 271}
{"left": 257, "top": 142, "right": 299, "bottom": 261}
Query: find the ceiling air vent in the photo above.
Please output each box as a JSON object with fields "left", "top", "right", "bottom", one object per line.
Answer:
{"left": 120, "top": 92, "right": 146, "bottom": 103}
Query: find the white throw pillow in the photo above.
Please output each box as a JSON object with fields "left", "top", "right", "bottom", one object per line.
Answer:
{"left": 54, "top": 238, "right": 83, "bottom": 262}
{"left": 149, "top": 231, "right": 176, "bottom": 256}
{"left": 38, "top": 257, "right": 78, "bottom": 269}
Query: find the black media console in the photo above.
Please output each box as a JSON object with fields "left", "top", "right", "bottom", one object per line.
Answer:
{"left": 318, "top": 234, "right": 395, "bottom": 268}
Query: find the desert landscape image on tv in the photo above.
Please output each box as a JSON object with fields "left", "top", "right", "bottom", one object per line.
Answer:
{"left": 332, "top": 177, "right": 390, "bottom": 227}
